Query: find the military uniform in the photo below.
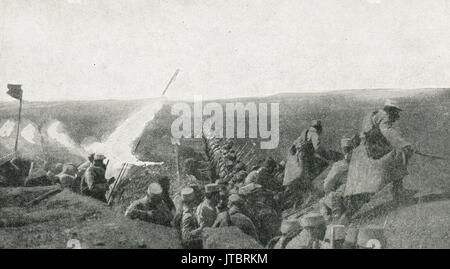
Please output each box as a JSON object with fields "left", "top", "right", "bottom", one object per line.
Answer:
{"left": 240, "top": 184, "right": 280, "bottom": 245}
{"left": 323, "top": 159, "right": 349, "bottom": 193}
{"left": 285, "top": 213, "right": 326, "bottom": 249}
{"left": 56, "top": 164, "right": 79, "bottom": 191}
{"left": 196, "top": 199, "right": 218, "bottom": 228}
{"left": 345, "top": 100, "right": 413, "bottom": 207}
{"left": 283, "top": 121, "right": 329, "bottom": 210}
{"left": 320, "top": 138, "right": 353, "bottom": 224}
{"left": 81, "top": 165, "right": 108, "bottom": 201}
{"left": 125, "top": 183, "right": 172, "bottom": 226}
{"left": 125, "top": 197, "right": 172, "bottom": 226}
{"left": 195, "top": 183, "right": 220, "bottom": 228}
{"left": 77, "top": 160, "right": 92, "bottom": 178}
{"left": 213, "top": 205, "right": 258, "bottom": 240}
{"left": 180, "top": 187, "right": 203, "bottom": 249}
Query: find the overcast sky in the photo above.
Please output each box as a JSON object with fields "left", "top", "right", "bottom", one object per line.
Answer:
{"left": 1, "top": 0, "right": 450, "bottom": 101}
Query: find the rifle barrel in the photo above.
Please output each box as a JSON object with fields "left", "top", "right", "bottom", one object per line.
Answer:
{"left": 415, "top": 151, "right": 448, "bottom": 161}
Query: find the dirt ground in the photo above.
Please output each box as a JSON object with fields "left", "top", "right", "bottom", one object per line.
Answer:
{"left": 358, "top": 198, "right": 450, "bottom": 249}
{"left": 0, "top": 187, "right": 181, "bottom": 249}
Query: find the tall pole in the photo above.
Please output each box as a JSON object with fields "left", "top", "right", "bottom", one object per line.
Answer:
{"left": 14, "top": 98, "right": 23, "bottom": 155}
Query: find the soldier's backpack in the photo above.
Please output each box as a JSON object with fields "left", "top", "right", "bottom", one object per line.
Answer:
{"left": 283, "top": 129, "right": 314, "bottom": 186}
{"left": 363, "top": 111, "right": 392, "bottom": 160}
{"left": 289, "top": 129, "right": 314, "bottom": 157}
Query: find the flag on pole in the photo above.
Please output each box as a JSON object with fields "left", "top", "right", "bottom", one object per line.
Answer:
{"left": 7, "top": 84, "right": 23, "bottom": 100}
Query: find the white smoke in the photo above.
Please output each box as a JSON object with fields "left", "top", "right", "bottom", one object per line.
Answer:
{"left": 47, "top": 121, "right": 86, "bottom": 157}
{"left": 84, "top": 98, "right": 165, "bottom": 179}
{"left": 0, "top": 120, "right": 16, "bottom": 137}
{"left": 21, "top": 124, "right": 37, "bottom": 144}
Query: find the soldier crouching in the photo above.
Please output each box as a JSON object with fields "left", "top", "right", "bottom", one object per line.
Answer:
{"left": 125, "top": 182, "right": 172, "bottom": 226}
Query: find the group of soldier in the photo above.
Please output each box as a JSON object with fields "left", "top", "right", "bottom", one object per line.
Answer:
{"left": 1, "top": 98, "right": 415, "bottom": 249}
{"left": 124, "top": 98, "right": 412, "bottom": 249}
{"left": 0, "top": 151, "right": 115, "bottom": 203}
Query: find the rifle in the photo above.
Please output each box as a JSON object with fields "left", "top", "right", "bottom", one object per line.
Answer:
{"left": 414, "top": 151, "right": 448, "bottom": 161}
{"left": 107, "top": 162, "right": 128, "bottom": 205}
{"left": 236, "top": 143, "right": 249, "bottom": 158}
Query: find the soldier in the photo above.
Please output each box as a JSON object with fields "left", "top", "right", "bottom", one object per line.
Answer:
{"left": 285, "top": 213, "right": 326, "bottom": 249}
{"left": 243, "top": 168, "right": 260, "bottom": 185}
{"left": 180, "top": 187, "right": 203, "bottom": 249}
{"left": 184, "top": 158, "right": 201, "bottom": 181}
{"left": 125, "top": 183, "right": 172, "bottom": 226}
{"left": 171, "top": 182, "right": 203, "bottom": 230}
{"left": 320, "top": 138, "right": 353, "bottom": 224}
{"left": 256, "top": 157, "right": 282, "bottom": 192}
{"left": 216, "top": 187, "right": 229, "bottom": 213}
{"left": 56, "top": 164, "right": 79, "bottom": 191}
{"left": 80, "top": 154, "right": 109, "bottom": 202}
{"left": 344, "top": 99, "right": 415, "bottom": 214}
{"left": 158, "top": 176, "right": 176, "bottom": 216}
{"left": 24, "top": 168, "right": 52, "bottom": 187}
{"left": 213, "top": 194, "right": 258, "bottom": 240}
{"left": 77, "top": 153, "right": 94, "bottom": 177}
{"left": 239, "top": 182, "right": 280, "bottom": 245}
{"left": 196, "top": 183, "right": 220, "bottom": 228}
{"left": 283, "top": 120, "right": 331, "bottom": 209}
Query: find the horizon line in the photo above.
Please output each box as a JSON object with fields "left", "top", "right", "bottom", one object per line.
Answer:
{"left": 0, "top": 87, "right": 448, "bottom": 104}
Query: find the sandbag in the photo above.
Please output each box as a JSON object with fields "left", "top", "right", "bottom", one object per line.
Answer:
{"left": 344, "top": 145, "right": 408, "bottom": 196}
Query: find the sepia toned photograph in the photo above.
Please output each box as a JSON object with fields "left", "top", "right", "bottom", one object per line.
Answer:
{"left": 0, "top": 0, "right": 449, "bottom": 253}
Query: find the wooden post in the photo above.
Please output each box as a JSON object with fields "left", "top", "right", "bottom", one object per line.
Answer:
{"left": 14, "top": 98, "right": 23, "bottom": 155}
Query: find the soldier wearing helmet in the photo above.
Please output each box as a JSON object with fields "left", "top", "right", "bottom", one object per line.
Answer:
{"left": 125, "top": 182, "right": 172, "bottom": 226}
{"left": 80, "top": 153, "right": 109, "bottom": 202}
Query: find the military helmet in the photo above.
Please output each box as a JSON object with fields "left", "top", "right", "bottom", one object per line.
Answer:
{"left": 384, "top": 99, "right": 402, "bottom": 111}
{"left": 181, "top": 187, "right": 195, "bottom": 202}
{"left": 93, "top": 154, "right": 106, "bottom": 161}
{"left": 205, "top": 183, "right": 220, "bottom": 194}
{"left": 147, "top": 182, "right": 163, "bottom": 196}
